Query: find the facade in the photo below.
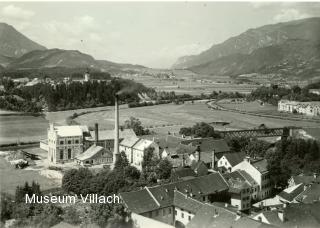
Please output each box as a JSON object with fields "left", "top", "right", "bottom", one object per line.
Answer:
{"left": 132, "top": 139, "right": 160, "bottom": 170}
{"left": 75, "top": 144, "right": 113, "bottom": 166}
{"left": 232, "top": 158, "right": 272, "bottom": 200}
{"left": 278, "top": 100, "right": 320, "bottom": 116}
{"left": 47, "top": 124, "right": 89, "bottom": 163}
{"left": 217, "top": 152, "right": 246, "bottom": 173}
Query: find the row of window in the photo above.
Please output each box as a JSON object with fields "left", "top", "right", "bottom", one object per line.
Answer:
{"left": 60, "top": 139, "right": 80, "bottom": 145}
{"left": 60, "top": 149, "right": 72, "bottom": 160}
{"left": 261, "top": 183, "right": 272, "bottom": 190}
{"left": 149, "top": 208, "right": 172, "bottom": 218}
{"left": 175, "top": 209, "right": 192, "bottom": 221}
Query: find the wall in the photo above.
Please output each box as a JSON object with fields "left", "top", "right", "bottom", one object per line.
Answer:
{"left": 174, "top": 207, "right": 195, "bottom": 226}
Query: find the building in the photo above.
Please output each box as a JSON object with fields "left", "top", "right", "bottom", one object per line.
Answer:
{"left": 278, "top": 100, "right": 320, "bottom": 116}
{"left": 47, "top": 123, "right": 89, "bottom": 163}
{"left": 75, "top": 144, "right": 113, "bottom": 166}
{"left": 217, "top": 152, "right": 246, "bottom": 173}
{"left": 309, "top": 89, "right": 320, "bottom": 95}
{"left": 120, "top": 173, "right": 229, "bottom": 226}
{"left": 119, "top": 137, "right": 159, "bottom": 171}
{"left": 232, "top": 158, "right": 272, "bottom": 200}
{"left": 288, "top": 173, "right": 320, "bottom": 187}
{"left": 85, "top": 124, "right": 136, "bottom": 151}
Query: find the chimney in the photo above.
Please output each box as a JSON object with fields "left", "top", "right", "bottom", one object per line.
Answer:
{"left": 94, "top": 123, "right": 99, "bottom": 145}
{"left": 113, "top": 94, "right": 120, "bottom": 165}
{"left": 244, "top": 156, "right": 251, "bottom": 163}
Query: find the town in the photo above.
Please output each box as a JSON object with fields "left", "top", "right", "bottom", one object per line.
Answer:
{"left": 1, "top": 2, "right": 320, "bottom": 228}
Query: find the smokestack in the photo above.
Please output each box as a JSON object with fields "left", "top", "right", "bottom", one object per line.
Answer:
{"left": 114, "top": 94, "right": 120, "bottom": 163}
{"left": 94, "top": 123, "right": 99, "bottom": 145}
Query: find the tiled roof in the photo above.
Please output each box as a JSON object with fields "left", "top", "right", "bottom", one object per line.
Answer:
{"left": 120, "top": 173, "right": 229, "bottom": 214}
{"left": 120, "top": 189, "right": 160, "bottom": 214}
{"left": 277, "top": 183, "right": 304, "bottom": 202}
{"left": 174, "top": 144, "right": 197, "bottom": 155}
{"left": 251, "top": 159, "right": 268, "bottom": 173}
{"left": 133, "top": 139, "right": 154, "bottom": 151}
{"left": 223, "top": 152, "right": 246, "bottom": 167}
{"left": 292, "top": 174, "right": 320, "bottom": 185}
{"left": 75, "top": 145, "right": 111, "bottom": 161}
{"left": 53, "top": 125, "right": 88, "bottom": 137}
{"left": 173, "top": 190, "right": 204, "bottom": 213}
{"left": 295, "top": 183, "right": 320, "bottom": 203}
{"left": 89, "top": 129, "right": 136, "bottom": 141}
{"left": 181, "top": 138, "right": 230, "bottom": 153}
{"left": 172, "top": 167, "right": 197, "bottom": 179}
{"left": 119, "top": 136, "right": 140, "bottom": 148}
{"left": 237, "top": 170, "right": 258, "bottom": 186}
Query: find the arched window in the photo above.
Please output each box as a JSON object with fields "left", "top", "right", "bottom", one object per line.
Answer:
{"left": 60, "top": 150, "right": 64, "bottom": 160}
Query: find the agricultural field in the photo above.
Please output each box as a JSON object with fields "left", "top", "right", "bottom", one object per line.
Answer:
{"left": 75, "top": 103, "right": 317, "bottom": 134}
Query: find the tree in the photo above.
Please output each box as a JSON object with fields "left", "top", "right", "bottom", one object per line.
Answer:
{"left": 114, "top": 151, "right": 129, "bottom": 173}
{"left": 62, "top": 168, "right": 93, "bottom": 195}
{"left": 0, "top": 193, "right": 14, "bottom": 222}
{"left": 141, "top": 147, "right": 159, "bottom": 183}
{"left": 62, "top": 206, "right": 82, "bottom": 225}
{"left": 156, "top": 159, "right": 173, "bottom": 180}
{"left": 124, "top": 117, "right": 149, "bottom": 136}
{"left": 124, "top": 166, "right": 141, "bottom": 181}
{"left": 242, "top": 138, "right": 271, "bottom": 157}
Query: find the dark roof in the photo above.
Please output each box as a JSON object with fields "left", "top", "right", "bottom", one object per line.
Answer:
{"left": 295, "top": 183, "right": 320, "bottom": 203}
{"left": 154, "top": 135, "right": 184, "bottom": 149}
{"left": 174, "top": 144, "right": 197, "bottom": 155}
{"left": 277, "top": 184, "right": 304, "bottom": 202}
{"left": 223, "top": 152, "right": 246, "bottom": 166}
{"left": 237, "top": 170, "right": 258, "bottom": 186}
{"left": 181, "top": 138, "right": 230, "bottom": 153}
{"left": 172, "top": 167, "right": 197, "bottom": 179}
{"left": 120, "top": 189, "right": 159, "bottom": 214}
{"left": 258, "top": 203, "right": 320, "bottom": 228}
{"left": 223, "top": 171, "right": 251, "bottom": 193}
{"left": 199, "top": 151, "right": 213, "bottom": 164}
{"left": 120, "top": 173, "right": 229, "bottom": 214}
{"left": 173, "top": 190, "right": 204, "bottom": 213}
{"left": 251, "top": 159, "right": 268, "bottom": 173}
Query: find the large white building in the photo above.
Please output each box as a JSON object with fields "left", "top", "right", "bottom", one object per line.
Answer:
{"left": 232, "top": 158, "right": 272, "bottom": 200}
{"left": 47, "top": 124, "right": 89, "bottom": 163}
{"left": 278, "top": 100, "right": 320, "bottom": 116}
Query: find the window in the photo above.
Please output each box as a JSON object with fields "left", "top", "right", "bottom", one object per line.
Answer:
{"left": 68, "top": 149, "right": 72, "bottom": 159}
{"left": 181, "top": 212, "right": 184, "bottom": 218}
{"left": 163, "top": 209, "right": 165, "bottom": 216}
{"left": 189, "top": 216, "right": 191, "bottom": 221}
{"left": 68, "top": 140, "right": 72, "bottom": 144}
{"left": 169, "top": 208, "right": 171, "bottom": 214}
{"left": 202, "top": 196, "right": 206, "bottom": 201}
{"left": 60, "top": 141, "right": 64, "bottom": 145}
{"left": 75, "top": 140, "right": 79, "bottom": 144}
{"left": 60, "top": 150, "right": 64, "bottom": 160}
{"left": 175, "top": 210, "right": 177, "bottom": 216}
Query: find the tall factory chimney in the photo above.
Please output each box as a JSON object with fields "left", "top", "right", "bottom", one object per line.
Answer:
{"left": 94, "top": 123, "right": 99, "bottom": 145}
{"left": 113, "top": 94, "right": 120, "bottom": 164}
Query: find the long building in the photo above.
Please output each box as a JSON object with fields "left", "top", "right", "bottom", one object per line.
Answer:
{"left": 278, "top": 100, "right": 320, "bottom": 116}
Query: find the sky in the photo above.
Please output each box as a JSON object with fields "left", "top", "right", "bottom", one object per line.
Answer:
{"left": 0, "top": 1, "right": 320, "bottom": 68}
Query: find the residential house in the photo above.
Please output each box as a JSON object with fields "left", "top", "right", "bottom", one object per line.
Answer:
{"left": 278, "top": 100, "right": 320, "bottom": 116}
{"left": 119, "top": 137, "right": 140, "bottom": 163}
{"left": 47, "top": 123, "right": 89, "bottom": 163}
{"left": 232, "top": 158, "right": 272, "bottom": 200}
{"left": 217, "top": 152, "right": 246, "bottom": 173}
{"left": 288, "top": 173, "right": 320, "bottom": 187}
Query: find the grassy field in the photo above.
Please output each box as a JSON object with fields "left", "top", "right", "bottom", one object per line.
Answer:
{"left": 0, "top": 155, "right": 61, "bottom": 194}
{"left": 75, "top": 103, "right": 317, "bottom": 134}
{"left": 0, "top": 115, "right": 49, "bottom": 145}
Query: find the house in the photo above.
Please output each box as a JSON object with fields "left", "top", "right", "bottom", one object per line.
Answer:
{"left": 278, "top": 100, "right": 320, "bottom": 116}
{"left": 276, "top": 183, "right": 305, "bottom": 203}
{"left": 182, "top": 138, "right": 231, "bottom": 169}
{"left": 47, "top": 123, "right": 89, "bottom": 163}
{"left": 120, "top": 173, "right": 229, "bottom": 226}
{"left": 309, "top": 89, "right": 320, "bottom": 95}
{"left": 119, "top": 137, "right": 159, "bottom": 171}
{"left": 217, "top": 152, "right": 246, "bottom": 173}
{"left": 84, "top": 124, "right": 136, "bottom": 151}
{"left": 232, "top": 158, "right": 272, "bottom": 200}
{"left": 171, "top": 167, "right": 197, "bottom": 181}
{"left": 75, "top": 144, "right": 113, "bottom": 166}
{"left": 253, "top": 203, "right": 320, "bottom": 228}
{"left": 288, "top": 173, "right": 320, "bottom": 187}
{"left": 190, "top": 161, "right": 208, "bottom": 176}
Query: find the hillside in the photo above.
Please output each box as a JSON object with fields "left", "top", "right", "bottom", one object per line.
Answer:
{"left": 172, "top": 17, "right": 320, "bottom": 79}
{"left": 0, "top": 22, "right": 46, "bottom": 61}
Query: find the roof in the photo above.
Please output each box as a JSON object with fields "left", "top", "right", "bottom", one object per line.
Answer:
{"left": 256, "top": 203, "right": 320, "bottom": 228}
{"left": 181, "top": 138, "right": 230, "bottom": 153}
{"left": 251, "top": 159, "right": 268, "bottom": 173}
{"left": 120, "top": 189, "right": 159, "bottom": 214}
{"left": 53, "top": 125, "right": 88, "bottom": 137}
{"left": 172, "top": 167, "right": 197, "bottom": 179}
{"left": 89, "top": 129, "right": 136, "bottom": 141}
{"left": 252, "top": 197, "right": 282, "bottom": 208}
{"left": 75, "top": 145, "right": 111, "bottom": 161}
{"left": 295, "top": 183, "right": 320, "bottom": 203}
{"left": 223, "top": 170, "right": 252, "bottom": 193}
{"left": 223, "top": 152, "right": 246, "bottom": 167}
{"left": 120, "top": 173, "right": 229, "bottom": 214}
{"left": 153, "top": 135, "right": 184, "bottom": 149}
{"left": 174, "top": 144, "right": 197, "bottom": 155}
{"left": 173, "top": 190, "right": 204, "bottom": 213}
{"left": 277, "top": 183, "right": 304, "bottom": 202}
{"left": 291, "top": 174, "right": 320, "bottom": 185}
{"left": 133, "top": 139, "right": 154, "bottom": 151}
{"left": 237, "top": 170, "right": 258, "bottom": 186}
{"left": 119, "top": 136, "right": 140, "bottom": 148}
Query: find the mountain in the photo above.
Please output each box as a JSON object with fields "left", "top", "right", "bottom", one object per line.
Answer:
{"left": 0, "top": 22, "right": 46, "bottom": 65}
{"left": 172, "top": 17, "right": 320, "bottom": 79}
{"left": 7, "top": 48, "right": 146, "bottom": 74}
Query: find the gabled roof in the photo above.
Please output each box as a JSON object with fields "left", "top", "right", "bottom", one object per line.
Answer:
{"left": 173, "top": 190, "right": 204, "bottom": 213}
{"left": 181, "top": 138, "right": 230, "bottom": 153}
{"left": 291, "top": 174, "right": 320, "bottom": 186}
{"left": 237, "top": 170, "right": 258, "bottom": 186}
{"left": 119, "top": 137, "right": 140, "bottom": 148}
{"left": 223, "top": 152, "right": 246, "bottom": 167}
{"left": 120, "top": 188, "right": 159, "bottom": 214}
{"left": 277, "top": 183, "right": 304, "bottom": 202}
{"left": 174, "top": 144, "right": 197, "bottom": 155}
{"left": 53, "top": 125, "right": 88, "bottom": 137}
{"left": 172, "top": 167, "right": 197, "bottom": 179}
{"left": 75, "top": 145, "right": 111, "bottom": 161}
{"left": 133, "top": 139, "right": 154, "bottom": 151}
{"left": 295, "top": 183, "right": 320, "bottom": 203}
{"left": 89, "top": 129, "right": 136, "bottom": 141}
{"left": 251, "top": 159, "right": 268, "bottom": 173}
{"left": 223, "top": 170, "right": 252, "bottom": 193}
{"left": 153, "top": 135, "right": 184, "bottom": 149}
